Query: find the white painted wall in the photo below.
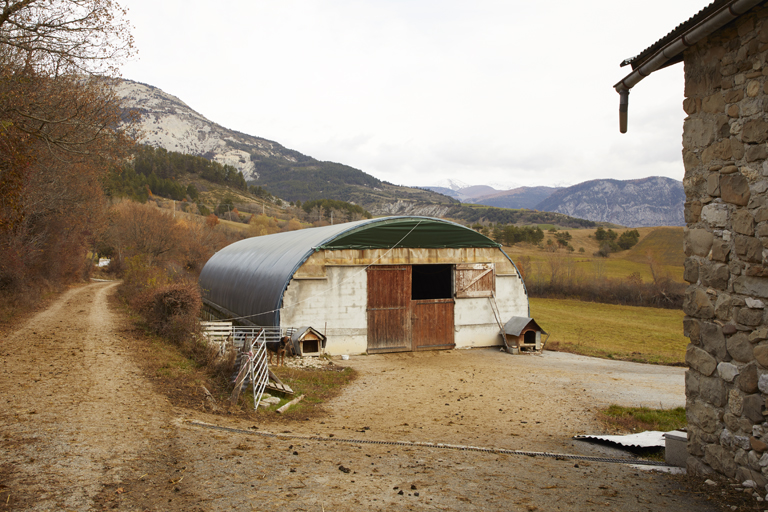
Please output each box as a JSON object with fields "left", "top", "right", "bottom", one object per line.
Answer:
{"left": 280, "top": 267, "right": 369, "bottom": 355}
{"left": 280, "top": 256, "right": 529, "bottom": 355}
{"left": 453, "top": 276, "right": 528, "bottom": 348}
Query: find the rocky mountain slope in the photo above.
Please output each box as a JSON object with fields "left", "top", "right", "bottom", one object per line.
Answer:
{"left": 115, "top": 80, "right": 293, "bottom": 181}
{"left": 115, "top": 79, "right": 453, "bottom": 210}
{"left": 473, "top": 186, "right": 560, "bottom": 210}
{"left": 115, "top": 79, "right": 681, "bottom": 228}
{"left": 534, "top": 177, "right": 684, "bottom": 227}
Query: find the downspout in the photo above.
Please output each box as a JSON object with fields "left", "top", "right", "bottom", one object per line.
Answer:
{"left": 614, "top": 0, "right": 763, "bottom": 132}
{"left": 619, "top": 89, "right": 629, "bottom": 134}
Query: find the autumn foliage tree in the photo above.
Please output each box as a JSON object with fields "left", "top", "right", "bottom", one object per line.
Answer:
{"left": 0, "top": 0, "right": 135, "bottom": 296}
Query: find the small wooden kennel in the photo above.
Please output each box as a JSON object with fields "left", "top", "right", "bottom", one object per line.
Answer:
{"left": 289, "top": 326, "right": 327, "bottom": 356}
{"left": 502, "top": 317, "right": 547, "bottom": 353}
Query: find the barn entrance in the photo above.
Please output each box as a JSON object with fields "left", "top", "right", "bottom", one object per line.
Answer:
{"left": 366, "top": 265, "right": 455, "bottom": 353}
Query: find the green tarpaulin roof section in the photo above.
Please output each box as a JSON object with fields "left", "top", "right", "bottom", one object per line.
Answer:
{"left": 318, "top": 217, "right": 501, "bottom": 250}
{"left": 198, "top": 216, "right": 511, "bottom": 327}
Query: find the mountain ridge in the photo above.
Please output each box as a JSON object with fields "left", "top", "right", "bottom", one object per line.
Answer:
{"left": 116, "top": 79, "right": 683, "bottom": 228}
{"left": 115, "top": 79, "right": 455, "bottom": 211}
{"left": 534, "top": 176, "right": 684, "bottom": 227}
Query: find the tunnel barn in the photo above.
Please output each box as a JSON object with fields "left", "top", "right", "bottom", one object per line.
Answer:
{"left": 198, "top": 216, "right": 529, "bottom": 355}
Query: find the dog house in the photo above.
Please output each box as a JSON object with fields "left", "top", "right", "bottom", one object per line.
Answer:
{"left": 502, "top": 317, "right": 547, "bottom": 353}
{"left": 290, "top": 326, "right": 326, "bottom": 357}
{"left": 199, "top": 216, "right": 529, "bottom": 355}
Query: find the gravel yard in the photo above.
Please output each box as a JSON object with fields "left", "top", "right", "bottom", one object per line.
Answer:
{"left": 0, "top": 282, "right": 733, "bottom": 511}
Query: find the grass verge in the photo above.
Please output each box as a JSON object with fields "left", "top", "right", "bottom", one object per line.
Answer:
{"left": 532, "top": 297, "right": 687, "bottom": 365}
{"left": 242, "top": 365, "right": 358, "bottom": 418}
{"left": 599, "top": 405, "right": 687, "bottom": 433}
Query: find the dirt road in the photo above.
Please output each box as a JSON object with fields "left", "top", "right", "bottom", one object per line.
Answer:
{"left": 0, "top": 282, "right": 726, "bottom": 511}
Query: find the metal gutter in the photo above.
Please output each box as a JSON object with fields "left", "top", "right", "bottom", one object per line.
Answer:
{"left": 614, "top": 0, "right": 763, "bottom": 133}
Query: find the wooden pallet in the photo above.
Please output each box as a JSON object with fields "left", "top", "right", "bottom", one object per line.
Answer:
{"left": 266, "top": 369, "right": 294, "bottom": 395}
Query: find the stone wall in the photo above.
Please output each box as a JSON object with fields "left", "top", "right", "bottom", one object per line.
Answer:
{"left": 682, "top": 4, "right": 768, "bottom": 486}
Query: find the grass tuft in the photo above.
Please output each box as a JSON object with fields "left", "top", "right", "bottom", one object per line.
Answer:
{"left": 243, "top": 365, "right": 357, "bottom": 416}
{"left": 599, "top": 405, "right": 687, "bottom": 433}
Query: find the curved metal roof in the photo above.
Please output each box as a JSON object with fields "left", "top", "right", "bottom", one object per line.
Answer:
{"left": 199, "top": 216, "right": 506, "bottom": 326}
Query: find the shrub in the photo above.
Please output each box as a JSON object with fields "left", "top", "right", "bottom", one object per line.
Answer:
{"left": 594, "top": 243, "right": 612, "bottom": 258}
{"left": 617, "top": 229, "right": 640, "bottom": 250}
{"left": 132, "top": 281, "right": 201, "bottom": 345}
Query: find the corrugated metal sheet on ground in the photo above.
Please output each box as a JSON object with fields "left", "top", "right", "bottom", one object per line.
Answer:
{"left": 573, "top": 431, "right": 666, "bottom": 449}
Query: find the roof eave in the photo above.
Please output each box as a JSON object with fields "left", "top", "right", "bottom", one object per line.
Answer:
{"left": 614, "top": 0, "right": 763, "bottom": 132}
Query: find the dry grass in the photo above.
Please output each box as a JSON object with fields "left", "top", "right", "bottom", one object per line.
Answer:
{"left": 624, "top": 227, "right": 685, "bottom": 267}
{"left": 504, "top": 226, "right": 684, "bottom": 284}
{"left": 241, "top": 365, "right": 358, "bottom": 418}
{"left": 532, "top": 297, "right": 688, "bottom": 365}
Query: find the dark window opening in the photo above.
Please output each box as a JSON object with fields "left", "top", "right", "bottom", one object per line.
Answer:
{"left": 523, "top": 330, "right": 536, "bottom": 345}
{"left": 412, "top": 264, "right": 452, "bottom": 300}
{"left": 303, "top": 339, "right": 319, "bottom": 353}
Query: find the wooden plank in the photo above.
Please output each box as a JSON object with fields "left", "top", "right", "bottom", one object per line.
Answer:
{"left": 201, "top": 321, "right": 233, "bottom": 342}
{"left": 455, "top": 263, "right": 494, "bottom": 298}
{"left": 276, "top": 394, "right": 305, "bottom": 414}
{"left": 267, "top": 370, "right": 294, "bottom": 394}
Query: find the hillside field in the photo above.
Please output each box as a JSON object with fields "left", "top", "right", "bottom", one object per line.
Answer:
{"left": 531, "top": 297, "right": 688, "bottom": 365}
{"left": 504, "top": 226, "right": 685, "bottom": 284}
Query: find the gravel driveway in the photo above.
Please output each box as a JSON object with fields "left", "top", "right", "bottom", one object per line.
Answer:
{"left": 0, "top": 282, "right": 722, "bottom": 512}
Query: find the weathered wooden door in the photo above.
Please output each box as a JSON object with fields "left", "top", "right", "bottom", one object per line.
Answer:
{"left": 366, "top": 266, "right": 411, "bottom": 352}
{"left": 411, "top": 299, "right": 455, "bottom": 351}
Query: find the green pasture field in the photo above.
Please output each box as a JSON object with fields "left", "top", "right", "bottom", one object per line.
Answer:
{"left": 530, "top": 297, "right": 688, "bottom": 365}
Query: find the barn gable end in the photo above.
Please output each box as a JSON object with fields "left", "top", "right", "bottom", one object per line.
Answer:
{"left": 199, "top": 216, "right": 529, "bottom": 355}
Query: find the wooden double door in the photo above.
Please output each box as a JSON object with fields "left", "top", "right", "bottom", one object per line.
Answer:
{"left": 366, "top": 265, "right": 455, "bottom": 353}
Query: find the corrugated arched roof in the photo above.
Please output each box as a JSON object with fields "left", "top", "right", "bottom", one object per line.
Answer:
{"left": 199, "top": 216, "right": 504, "bottom": 326}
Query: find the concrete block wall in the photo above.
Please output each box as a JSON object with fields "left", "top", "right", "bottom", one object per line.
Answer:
{"left": 682, "top": 4, "right": 768, "bottom": 485}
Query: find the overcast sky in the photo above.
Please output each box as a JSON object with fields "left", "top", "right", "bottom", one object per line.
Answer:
{"left": 120, "top": 0, "right": 706, "bottom": 190}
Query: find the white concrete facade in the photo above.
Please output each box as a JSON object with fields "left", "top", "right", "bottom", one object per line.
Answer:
{"left": 279, "top": 248, "right": 528, "bottom": 355}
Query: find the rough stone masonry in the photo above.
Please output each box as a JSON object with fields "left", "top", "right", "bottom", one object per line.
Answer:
{"left": 682, "top": 3, "right": 768, "bottom": 488}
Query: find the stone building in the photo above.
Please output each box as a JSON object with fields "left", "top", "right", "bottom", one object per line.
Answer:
{"left": 614, "top": 0, "right": 768, "bottom": 483}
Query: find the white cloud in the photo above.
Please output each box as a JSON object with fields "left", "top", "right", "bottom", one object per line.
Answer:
{"left": 121, "top": 0, "right": 705, "bottom": 189}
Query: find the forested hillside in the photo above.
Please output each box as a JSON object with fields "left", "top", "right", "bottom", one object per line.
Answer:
{"left": 105, "top": 146, "right": 249, "bottom": 202}
{"left": 445, "top": 204, "right": 597, "bottom": 229}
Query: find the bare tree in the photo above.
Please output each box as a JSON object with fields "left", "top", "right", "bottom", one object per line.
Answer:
{"left": 0, "top": 0, "right": 134, "bottom": 76}
{"left": 0, "top": 0, "right": 136, "bottom": 291}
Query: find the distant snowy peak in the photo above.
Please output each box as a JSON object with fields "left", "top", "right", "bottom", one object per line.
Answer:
{"left": 487, "top": 181, "right": 520, "bottom": 191}
{"left": 115, "top": 79, "right": 299, "bottom": 180}
{"left": 433, "top": 178, "right": 470, "bottom": 191}
{"left": 423, "top": 182, "right": 503, "bottom": 202}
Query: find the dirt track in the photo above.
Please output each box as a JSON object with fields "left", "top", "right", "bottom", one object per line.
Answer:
{"left": 0, "top": 282, "right": 727, "bottom": 511}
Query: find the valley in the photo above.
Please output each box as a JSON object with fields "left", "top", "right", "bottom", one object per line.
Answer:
{"left": 115, "top": 79, "right": 684, "bottom": 229}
